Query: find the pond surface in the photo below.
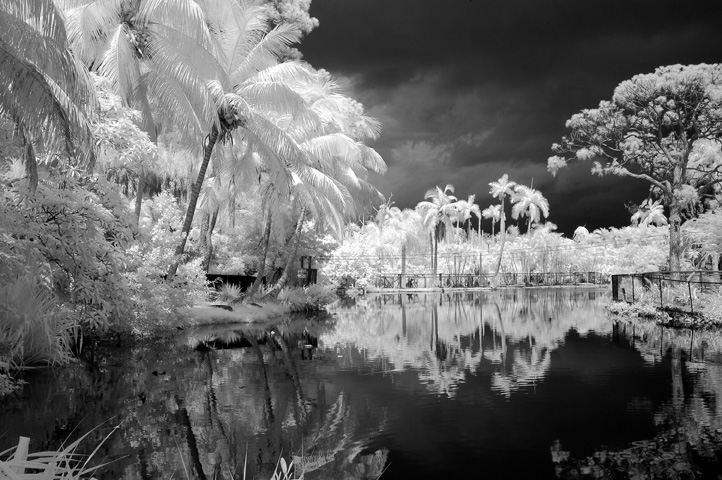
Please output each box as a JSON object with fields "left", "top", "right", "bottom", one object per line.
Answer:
{"left": 3, "top": 289, "right": 722, "bottom": 479}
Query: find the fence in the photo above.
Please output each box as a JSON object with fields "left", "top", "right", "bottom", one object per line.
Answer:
{"left": 376, "top": 271, "right": 606, "bottom": 289}
{"left": 611, "top": 271, "right": 722, "bottom": 314}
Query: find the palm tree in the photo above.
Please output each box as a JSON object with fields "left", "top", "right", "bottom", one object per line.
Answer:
{"left": 1, "top": 0, "right": 97, "bottom": 192}
{"left": 489, "top": 174, "right": 516, "bottom": 278}
{"left": 454, "top": 194, "right": 482, "bottom": 242}
{"left": 631, "top": 199, "right": 668, "bottom": 227}
{"left": 416, "top": 184, "right": 457, "bottom": 281}
{"left": 62, "top": 0, "right": 225, "bottom": 219}
{"left": 481, "top": 204, "right": 502, "bottom": 243}
{"left": 166, "top": 6, "right": 312, "bottom": 278}
{"left": 511, "top": 185, "right": 550, "bottom": 234}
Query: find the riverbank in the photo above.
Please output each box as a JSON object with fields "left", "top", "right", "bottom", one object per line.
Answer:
{"left": 184, "top": 302, "right": 294, "bottom": 327}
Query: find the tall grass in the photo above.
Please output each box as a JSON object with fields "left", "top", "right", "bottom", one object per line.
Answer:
{"left": 0, "top": 424, "right": 117, "bottom": 479}
{"left": 277, "top": 284, "right": 336, "bottom": 312}
{"left": 0, "top": 272, "right": 73, "bottom": 366}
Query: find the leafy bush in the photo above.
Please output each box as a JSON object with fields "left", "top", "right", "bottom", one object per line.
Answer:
{"left": 125, "top": 191, "right": 209, "bottom": 334}
{"left": 278, "top": 284, "right": 337, "bottom": 312}
{"left": 217, "top": 283, "right": 242, "bottom": 303}
{"left": 0, "top": 175, "right": 136, "bottom": 330}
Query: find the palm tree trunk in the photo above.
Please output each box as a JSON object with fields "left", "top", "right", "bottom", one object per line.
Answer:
{"left": 264, "top": 207, "right": 306, "bottom": 298}
{"left": 248, "top": 210, "right": 273, "bottom": 299}
{"left": 201, "top": 207, "right": 218, "bottom": 272}
{"left": 167, "top": 125, "right": 219, "bottom": 278}
{"left": 24, "top": 139, "right": 38, "bottom": 193}
{"left": 494, "top": 200, "right": 506, "bottom": 279}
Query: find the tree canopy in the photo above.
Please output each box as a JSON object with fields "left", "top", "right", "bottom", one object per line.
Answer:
{"left": 548, "top": 63, "right": 722, "bottom": 271}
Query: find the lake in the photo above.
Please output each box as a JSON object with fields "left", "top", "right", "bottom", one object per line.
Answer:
{"left": 3, "top": 288, "right": 722, "bottom": 479}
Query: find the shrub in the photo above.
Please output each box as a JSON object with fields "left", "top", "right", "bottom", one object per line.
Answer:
{"left": 278, "top": 284, "right": 337, "bottom": 312}
{"left": 0, "top": 270, "right": 74, "bottom": 366}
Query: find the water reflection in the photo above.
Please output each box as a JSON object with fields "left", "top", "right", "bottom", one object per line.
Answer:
{"left": 325, "top": 290, "right": 607, "bottom": 399}
{"left": 2, "top": 290, "right": 722, "bottom": 479}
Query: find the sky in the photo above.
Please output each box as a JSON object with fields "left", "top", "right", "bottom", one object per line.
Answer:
{"left": 299, "top": 0, "right": 722, "bottom": 235}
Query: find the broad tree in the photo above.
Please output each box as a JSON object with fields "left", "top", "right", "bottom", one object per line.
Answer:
{"left": 548, "top": 64, "right": 722, "bottom": 272}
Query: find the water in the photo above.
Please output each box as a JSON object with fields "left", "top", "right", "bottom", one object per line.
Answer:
{"left": 3, "top": 288, "right": 722, "bottom": 479}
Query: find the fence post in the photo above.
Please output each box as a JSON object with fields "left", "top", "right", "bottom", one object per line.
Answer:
{"left": 612, "top": 275, "right": 619, "bottom": 301}
{"left": 439, "top": 273, "right": 442, "bottom": 287}
{"left": 631, "top": 275, "right": 635, "bottom": 303}
{"left": 688, "top": 281, "right": 694, "bottom": 314}
{"left": 659, "top": 277, "right": 663, "bottom": 309}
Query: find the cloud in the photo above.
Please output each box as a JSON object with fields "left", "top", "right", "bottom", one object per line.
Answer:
{"left": 302, "top": 0, "right": 722, "bottom": 235}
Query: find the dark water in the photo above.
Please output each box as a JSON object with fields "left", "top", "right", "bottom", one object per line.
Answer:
{"left": 3, "top": 289, "right": 722, "bottom": 479}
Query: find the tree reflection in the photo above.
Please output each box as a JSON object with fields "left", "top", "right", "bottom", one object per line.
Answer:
{"left": 325, "top": 289, "right": 608, "bottom": 398}
{"left": 553, "top": 321, "right": 722, "bottom": 479}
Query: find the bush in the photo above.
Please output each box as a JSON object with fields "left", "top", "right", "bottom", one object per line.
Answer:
{"left": 278, "top": 284, "right": 337, "bottom": 312}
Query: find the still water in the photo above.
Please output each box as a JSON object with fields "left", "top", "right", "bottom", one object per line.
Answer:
{"left": 3, "top": 289, "right": 722, "bottom": 479}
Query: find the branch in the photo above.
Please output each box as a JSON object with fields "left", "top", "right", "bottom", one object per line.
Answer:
{"left": 617, "top": 167, "right": 670, "bottom": 196}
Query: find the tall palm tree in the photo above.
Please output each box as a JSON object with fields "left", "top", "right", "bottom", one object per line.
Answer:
{"left": 454, "top": 194, "right": 481, "bottom": 241}
{"left": 166, "top": 6, "right": 313, "bottom": 277}
{"left": 62, "top": 0, "right": 224, "bottom": 219}
{"left": 416, "top": 184, "right": 457, "bottom": 281}
{"left": 511, "top": 184, "right": 550, "bottom": 234}
{"left": 481, "top": 204, "right": 502, "bottom": 243}
{"left": 489, "top": 174, "right": 517, "bottom": 278}
{"left": 1, "top": 0, "right": 97, "bottom": 191}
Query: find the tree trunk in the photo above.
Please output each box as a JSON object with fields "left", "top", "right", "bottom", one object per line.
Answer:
{"left": 24, "top": 140, "right": 38, "bottom": 193}
{"left": 198, "top": 212, "right": 210, "bottom": 253}
{"left": 247, "top": 211, "right": 273, "bottom": 300}
{"left": 264, "top": 207, "right": 306, "bottom": 298}
{"left": 494, "top": 199, "right": 506, "bottom": 279}
{"left": 401, "top": 243, "right": 407, "bottom": 288}
{"left": 668, "top": 199, "right": 682, "bottom": 274}
{"left": 134, "top": 169, "right": 145, "bottom": 221}
{"left": 168, "top": 125, "right": 219, "bottom": 278}
{"left": 201, "top": 208, "right": 218, "bottom": 272}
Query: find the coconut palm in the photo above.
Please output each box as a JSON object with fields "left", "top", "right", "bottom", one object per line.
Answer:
{"left": 1, "top": 0, "right": 97, "bottom": 191}
{"left": 454, "top": 194, "right": 482, "bottom": 242}
{"left": 416, "top": 184, "right": 458, "bottom": 280}
{"left": 631, "top": 199, "right": 668, "bottom": 227}
{"left": 61, "top": 0, "right": 229, "bottom": 218}
{"left": 489, "top": 174, "right": 517, "bottom": 277}
{"left": 511, "top": 184, "right": 550, "bottom": 234}
{"left": 481, "top": 204, "right": 502, "bottom": 243}
{"left": 166, "top": 5, "right": 313, "bottom": 277}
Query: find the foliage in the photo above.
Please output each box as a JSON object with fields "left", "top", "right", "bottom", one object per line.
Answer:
{"left": 0, "top": 425, "right": 116, "bottom": 479}
{"left": 277, "top": 284, "right": 337, "bottom": 312}
{"left": 217, "top": 283, "right": 242, "bottom": 304}
{"left": 549, "top": 63, "right": 722, "bottom": 271}
{"left": 0, "top": 172, "right": 136, "bottom": 330}
{"left": 0, "top": 0, "right": 97, "bottom": 191}
{"left": 125, "top": 191, "right": 209, "bottom": 334}
{"left": 0, "top": 270, "right": 74, "bottom": 366}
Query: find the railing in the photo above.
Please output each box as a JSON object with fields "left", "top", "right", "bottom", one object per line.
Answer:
{"left": 376, "top": 271, "right": 606, "bottom": 289}
{"left": 611, "top": 271, "right": 722, "bottom": 314}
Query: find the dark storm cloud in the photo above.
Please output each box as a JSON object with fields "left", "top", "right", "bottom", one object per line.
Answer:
{"left": 301, "top": 0, "right": 722, "bottom": 235}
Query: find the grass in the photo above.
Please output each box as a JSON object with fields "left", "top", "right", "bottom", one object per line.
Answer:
{"left": 0, "top": 272, "right": 74, "bottom": 367}
{"left": 0, "top": 424, "right": 118, "bottom": 479}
